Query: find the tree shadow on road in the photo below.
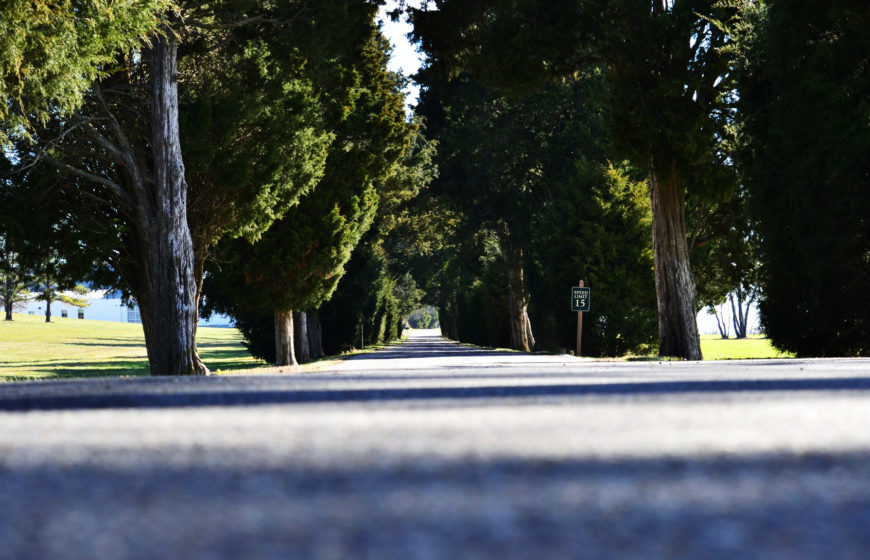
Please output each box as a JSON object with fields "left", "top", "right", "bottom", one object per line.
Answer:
{"left": 4, "top": 375, "right": 870, "bottom": 412}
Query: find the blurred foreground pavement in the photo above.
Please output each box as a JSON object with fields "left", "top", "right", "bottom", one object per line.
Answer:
{"left": 2, "top": 329, "right": 870, "bottom": 559}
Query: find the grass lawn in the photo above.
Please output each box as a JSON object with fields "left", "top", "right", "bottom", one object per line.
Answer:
{"left": 0, "top": 313, "right": 267, "bottom": 381}
{"left": 0, "top": 315, "right": 793, "bottom": 381}
{"left": 700, "top": 334, "right": 793, "bottom": 360}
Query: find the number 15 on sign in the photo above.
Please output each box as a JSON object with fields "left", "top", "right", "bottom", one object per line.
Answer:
{"left": 571, "top": 286, "right": 590, "bottom": 312}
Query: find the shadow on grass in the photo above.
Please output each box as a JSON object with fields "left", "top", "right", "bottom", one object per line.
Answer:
{"left": 200, "top": 349, "right": 258, "bottom": 361}
{"left": 197, "top": 340, "right": 244, "bottom": 348}
{"left": 1, "top": 349, "right": 259, "bottom": 379}
{"left": 0, "top": 359, "right": 150, "bottom": 379}
{"left": 206, "top": 360, "right": 268, "bottom": 372}
{"left": 61, "top": 341, "right": 147, "bottom": 349}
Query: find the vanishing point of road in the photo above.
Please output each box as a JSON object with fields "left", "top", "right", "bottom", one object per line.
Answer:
{"left": 2, "top": 329, "right": 870, "bottom": 559}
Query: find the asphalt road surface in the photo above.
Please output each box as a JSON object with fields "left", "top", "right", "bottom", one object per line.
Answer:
{"left": 2, "top": 329, "right": 870, "bottom": 559}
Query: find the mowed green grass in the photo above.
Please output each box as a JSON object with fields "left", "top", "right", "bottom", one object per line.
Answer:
{"left": 0, "top": 314, "right": 792, "bottom": 381}
{"left": 0, "top": 313, "right": 267, "bottom": 381}
{"left": 700, "top": 334, "right": 793, "bottom": 360}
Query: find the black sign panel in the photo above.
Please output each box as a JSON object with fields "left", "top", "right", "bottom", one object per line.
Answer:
{"left": 571, "top": 287, "right": 591, "bottom": 312}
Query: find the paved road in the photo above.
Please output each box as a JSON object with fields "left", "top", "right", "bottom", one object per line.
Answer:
{"left": 2, "top": 330, "right": 870, "bottom": 559}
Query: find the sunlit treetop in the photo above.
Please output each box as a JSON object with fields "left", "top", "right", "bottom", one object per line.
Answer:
{"left": 0, "top": 0, "right": 170, "bottom": 145}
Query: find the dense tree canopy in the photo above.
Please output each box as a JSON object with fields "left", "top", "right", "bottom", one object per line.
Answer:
{"left": 411, "top": 0, "right": 742, "bottom": 359}
{"left": 412, "top": 68, "right": 657, "bottom": 356}
{"left": 203, "top": 22, "right": 414, "bottom": 365}
{"left": 737, "top": 0, "right": 870, "bottom": 356}
{"left": 4, "top": 0, "right": 868, "bottom": 369}
{"left": 14, "top": 0, "right": 389, "bottom": 374}
{"left": 0, "top": 0, "right": 168, "bottom": 145}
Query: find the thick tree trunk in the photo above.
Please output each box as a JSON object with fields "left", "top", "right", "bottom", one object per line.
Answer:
{"left": 44, "top": 298, "right": 51, "bottom": 323}
{"left": 142, "top": 33, "right": 206, "bottom": 375}
{"left": 308, "top": 310, "right": 323, "bottom": 361}
{"left": 649, "top": 163, "right": 702, "bottom": 360}
{"left": 4, "top": 301, "right": 11, "bottom": 321}
{"left": 274, "top": 309, "right": 297, "bottom": 366}
{"left": 501, "top": 238, "right": 535, "bottom": 352}
{"left": 294, "top": 310, "right": 310, "bottom": 364}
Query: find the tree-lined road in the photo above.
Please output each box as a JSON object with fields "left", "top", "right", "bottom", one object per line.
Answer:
{"left": 3, "top": 329, "right": 870, "bottom": 559}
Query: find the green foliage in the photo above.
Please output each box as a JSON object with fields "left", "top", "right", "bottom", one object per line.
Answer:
{"left": 689, "top": 186, "right": 761, "bottom": 314}
{"left": 58, "top": 284, "right": 91, "bottom": 309}
{"left": 445, "top": 244, "right": 512, "bottom": 349}
{"left": 205, "top": 22, "right": 411, "bottom": 316}
{"left": 202, "top": 15, "right": 425, "bottom": 360}
{"left": 411, "top": 0, "right": 741, "bottom": 195}
{"left": 528, "top": 164, "right": 657, "bottom": 356}
{"left": 315, "top": 127, "right": 440, "bottom": 353}
{"left": 415, "top": 68, "right": 657, "bottom": 356}
{"left": 737, "top": 0, "right": 870, "bottom": 356}
{"left": 412, "top": 0, "right": 746, "bottom": 359}
{"left": 407, "top": 306, "right": 439, "bottom": 329}
{"left": 179, "top": 0, "right": 399, "bottom": 255}
{"left": 180, "top": 29, "right": 333, "bottom": 250}
{"left": 0, "top": 0, "right": 168, "bottom": 144}
{"left": 0, "top": 156, "right": 105, "bottom": 320}
{"left": 319, "top": 243, "right": 398, "bottom": 354}
{"left": 0, "top": 168, "right": 31, "bottom": 317}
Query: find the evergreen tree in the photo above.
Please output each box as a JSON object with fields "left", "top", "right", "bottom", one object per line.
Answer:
{"left": 0, "top": 0, "right": 167, "bottom": 145}
{"left": 22, "top": 1, "right": 379, "bottom": 374}
{"left": 0, "top": 157, "right": 103, "bottom": 322}
{"left": 415, "top": 70, "right": 657, "bottom": 356}
{"left": 0, "top": 171, "right": 30, "bottom": 320}
{"left": 204, "top": 25, "right": 413, "bottom": 365}
{"left": 411, "top": 0, "right": 743, "bottom": 359}
{"left": 737, "top": 0, "right": 870, "bottom": 355}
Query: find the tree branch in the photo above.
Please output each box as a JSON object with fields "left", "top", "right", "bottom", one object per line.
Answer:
{"left": 92, "top": 84, "right": 139, "bottom": 171}
{"left": 43, "top": 155, "right": 137, "bottom": 210}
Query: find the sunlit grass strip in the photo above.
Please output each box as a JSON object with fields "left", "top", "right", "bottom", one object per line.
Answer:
{"left": 0, "top": 313, "right": 267, "bottom": 380}
{"left": 700, "top": 335, "right": 794, "bottom": 360}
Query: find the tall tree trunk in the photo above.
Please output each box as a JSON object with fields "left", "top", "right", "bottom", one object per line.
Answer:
{"left": 742, "top": 293, "right": 752, "bottom": 338}
{"left": 714, "top": 305, "right": 729, "bottom": 339}
{"left": 44, "top": 297, "right": 51, "bottom": 323}
{"left": 649, "top": 162, "right": 702, "bottom": 360}
{"left": 294, "top": 310, "right": 310, "bottom": 364}
{"left": 190, "top": 255, "right": 209, "bottom": 373}
{"left": 730, "top": 293, "right": 744, "bottom": 339}
{"left": 4, "top": 273, "right": 13, "bottom": 320}
{"left": 143, "top": 33, "right": 205, "bottom": 375}
{"left": 274, "top": 309, "right": 297, "bottom": 366}
{"left": 501, "top": 238, "right": 535, "bottom": 352}
{"left": 308, "top": 310, "right": 323, "bottom": 361}
{"left": 449, "top": 292, "right": 459, "bottom": 340}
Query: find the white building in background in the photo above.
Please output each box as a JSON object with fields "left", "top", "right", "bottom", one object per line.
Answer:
{"left": 19, "top": 290, "right": 232, "bottom": 327}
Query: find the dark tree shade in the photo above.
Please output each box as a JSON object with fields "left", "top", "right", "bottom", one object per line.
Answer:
{"left": 739, "top": 0, "right": 870, "bottom": 356}
{"left": 411, "top": 0, "right": 743, "bottom": 359}
{"left": 415, "top": 69, "right": 657, "bottom": 356}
